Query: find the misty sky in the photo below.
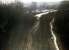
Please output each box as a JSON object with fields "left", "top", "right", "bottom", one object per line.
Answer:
{"left": 0, "top": 0, "right": 63, "bottom": 4}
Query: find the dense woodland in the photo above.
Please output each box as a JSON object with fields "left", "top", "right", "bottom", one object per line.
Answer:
{"left": 0, "top": 1, "right": 69, "bottom": 50}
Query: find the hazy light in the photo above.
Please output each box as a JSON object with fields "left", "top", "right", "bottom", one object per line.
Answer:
{"left": 20, "top": 0, "right": 63, "bottom": 3}
{"left": 0, "top": 0, "right": 63, "bottom": 4}
{"left": 0, "top": 0, "right": 15, "bottom": 4}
